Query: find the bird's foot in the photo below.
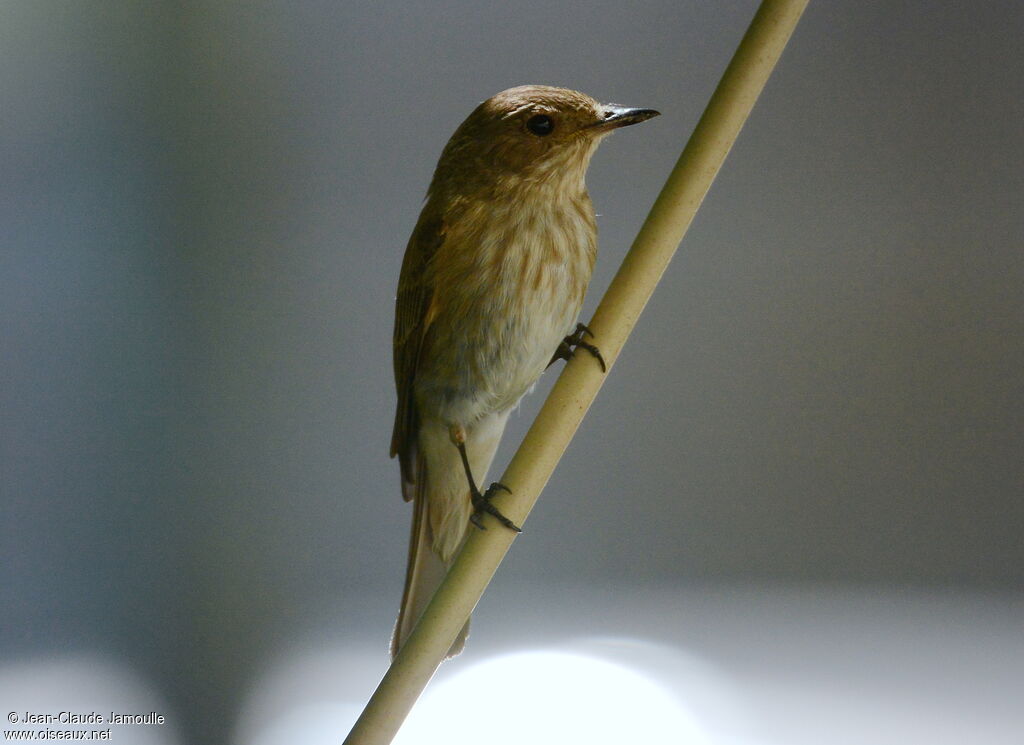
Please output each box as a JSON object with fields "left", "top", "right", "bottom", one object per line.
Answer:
{"left": 548, "top": 323, "right": 606, "bottom": 372}
{"left": 470, "top": 482, "right": 521, "bottom": 532}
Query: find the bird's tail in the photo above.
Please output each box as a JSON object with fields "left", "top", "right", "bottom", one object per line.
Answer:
{"left": 391, "top": 412, "right": 510, "bottom": 660}
{"left": 391, "top": 453, "right": 469, "bottom": 660}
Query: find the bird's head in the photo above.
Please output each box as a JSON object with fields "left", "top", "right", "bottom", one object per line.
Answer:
{"left": 432, "top": 85, "right": 659, "bottom": 197}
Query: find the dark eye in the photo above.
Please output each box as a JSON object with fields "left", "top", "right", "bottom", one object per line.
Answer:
{"left": 526, "top": 114, "right": 554, "bottom": 136}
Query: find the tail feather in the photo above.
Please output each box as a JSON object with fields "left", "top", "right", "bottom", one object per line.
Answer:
{"left": 391, "top": 411, "right": 510, "bottom": 660}
{"left": 391, "top": 453, "right": 469, "bottom": 660}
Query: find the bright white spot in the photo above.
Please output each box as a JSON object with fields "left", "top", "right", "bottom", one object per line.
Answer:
{"left": 249, "top": 702, "right": 363, "bottom": 745}
{"left": 395, "top": 650, "right": 712, "bottom": 745}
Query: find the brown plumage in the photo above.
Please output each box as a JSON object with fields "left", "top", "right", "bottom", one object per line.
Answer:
{"left": 390, "top": 85, "right": 658, "bottom": 658}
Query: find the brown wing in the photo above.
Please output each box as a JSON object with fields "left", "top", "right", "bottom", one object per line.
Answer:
{"left": 391, "top": 210, "right": 445, "bottom": 500}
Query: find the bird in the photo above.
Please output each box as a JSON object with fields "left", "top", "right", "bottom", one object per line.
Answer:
{"left": 390, "top": 84, "right": 658, "bottom": 658}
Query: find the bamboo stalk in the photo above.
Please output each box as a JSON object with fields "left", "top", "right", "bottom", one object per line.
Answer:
{"left": 345, "top": 1, "right": 810, "bottom": 742}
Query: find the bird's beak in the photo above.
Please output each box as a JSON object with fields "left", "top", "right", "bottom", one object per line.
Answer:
{"left": 589, "top": 105, "right": 661, "bottom": 131}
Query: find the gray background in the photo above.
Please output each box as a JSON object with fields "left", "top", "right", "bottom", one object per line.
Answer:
{"left": 2, "top": 2, "right": 1021, "bottom": 744}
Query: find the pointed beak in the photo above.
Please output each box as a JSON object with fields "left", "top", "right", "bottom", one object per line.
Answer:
{"left": 589, "top": 105, "right": 661, "bottom": 131}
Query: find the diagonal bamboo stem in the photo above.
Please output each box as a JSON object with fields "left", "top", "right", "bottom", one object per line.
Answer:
{"left": 345, "top": 1, "right": 810, "bottom": 742}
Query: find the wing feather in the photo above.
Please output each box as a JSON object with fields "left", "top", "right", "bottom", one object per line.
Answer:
{"left": 391, "top": 211, "right": 445, "bottom": 500}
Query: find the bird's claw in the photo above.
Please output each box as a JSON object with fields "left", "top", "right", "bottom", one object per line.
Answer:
{"left": 470, "top": 482, "right": 520, "bottom": 532}
{"left": 549, "top": 322, "right": 606, "bottom": 372}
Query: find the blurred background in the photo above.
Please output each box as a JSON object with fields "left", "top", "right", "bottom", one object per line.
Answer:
{"left": 2, "top": 1, "right": 1021, "bottom": 743}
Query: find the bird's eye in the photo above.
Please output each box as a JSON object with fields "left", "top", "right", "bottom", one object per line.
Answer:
{"left": 526, "top": 114, "right": 554, "bottom": 136}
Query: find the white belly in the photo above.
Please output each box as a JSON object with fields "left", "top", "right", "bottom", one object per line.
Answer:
{"left": 415, "top": 192, "right": 597, "bottom": 427}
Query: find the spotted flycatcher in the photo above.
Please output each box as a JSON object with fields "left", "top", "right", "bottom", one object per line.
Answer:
{"left": 391, "top": 85, "right": 658, "bottom": 657}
